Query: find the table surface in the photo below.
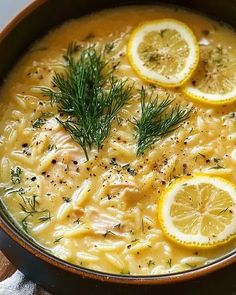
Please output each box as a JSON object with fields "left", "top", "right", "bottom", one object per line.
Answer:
{"left": 0, "top": 0, "right": 31, "bottom": 283}
{"left": 0, "top": 251, "right": 16, "bottom": 281}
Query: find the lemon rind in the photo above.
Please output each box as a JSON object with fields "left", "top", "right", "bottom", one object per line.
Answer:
{"left": 158, "top": 174, "right": 236, "bottom": 249}
{"left": 182, "top": 86, "right": 236, "bottom": 106}
{"left": 127, "top": 18, "right": 200, "bottom": 88}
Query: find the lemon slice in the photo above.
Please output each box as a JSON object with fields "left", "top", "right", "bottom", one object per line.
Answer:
{"left": 183, "top": 45, "right": 236, "bottom": 105}
{"left": 127, "top": 19, "right": 199, "bottom": 87}
{"left": 158, "top": 174, "right": 236, "bottom": 248}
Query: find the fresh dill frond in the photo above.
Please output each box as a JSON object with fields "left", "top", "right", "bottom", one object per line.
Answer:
{"left": 11, "top": 166, "right": 22, "bottom": 184}
{"left": 4, "top": 187, "right": 25, "bottom": 196}
{"left": 54, "top": 236, "right": 64, "bottom": 243}
{"left": 18, "top": 194, "right": 51, "bottom": 232}
{"left": 42, "top": 42, "right": 132, "bottom": 160}
{"left": 21, "top": 215, "right": 30, "bottom": 233}
{"left": 167, "top": 258, "right": 172, "bottom": 268}
{"left": 48, "top": 144, "right": 57, "bottom": 151}
{"left": 19, "top": 194, "right": 37, "bottom": 213}
{"left": 38, "top": 210, "right": 52, "bottom": 222}
{"left": 31, "top": 112, "right": 54, "bottom": 129}
{"left": 135, "top": 87, "right": 192, "bottom": 155}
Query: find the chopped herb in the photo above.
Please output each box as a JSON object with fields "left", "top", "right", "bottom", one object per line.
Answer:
{"left": 114, "top": 223, "right": 121, "bottom": 229}
{"left": 32, "top": 112, "right": 54, "bottom": 128}
{"left": 38, "top": 210, "right": 52, "bottom": 222}
{"left": 167, "top": 258, "right": 172, "bottom": 268}
{"left": 4, "top": 187, "right": 24, "bottom": 196}
{"left": 209, "top": 164, "right": 224, "bottom": 169}
{"left": 19, "top": 194, "right": 51, "bottom": 232}
{"left": 227, "top": 112, "right": 236, "bottom": 119}
{"left": 135, "top": 87, "right": 192, "bottom": 155}
{"left": 147, "top": 260, "right": 155, "bottom": 267}
{"left": 11, "top": 166, "right": 22, "bottom": 184}
{"left": 42, "top": 43, "right": 132, "bottom": 160}
{"left": 213, "top": 158, "right": 221, "bottom": 163}
{"left": 131, "top": 238, "right": 139, "bottom": 244}
{"left": 63, "top": 197, "right": 71, "bottom": 203}
{"left": 73, "top": 218, "right": 80, "bottom": 224}
{"left": 48, "top": 144, "right": 57, "bottom": 151}
{"left": 110, "top": 158, "right": 118, "bottom": 166}
{"left": 54, "top": 236, "right": 63, "bottom": 243}
{"left": 103, "top": 230, "right": 116, "bottom": 237}
{"left": 110, "top": 160, "right": 136, "bottom": 175}
{"left": 19, "top": 195, "right": 37, "bottom": 213}
{"left": 105, "top": 42, "right": 115, "bottom": 53}
{"left": 21, "top": 215, "right": 30, "bottom": 233}
{"left": 122, "top": 164, "right": 136, "bottom": 175}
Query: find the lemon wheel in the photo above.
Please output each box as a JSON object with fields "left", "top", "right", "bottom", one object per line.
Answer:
{"left": 182, "top": 45, "right": 236, "bottom": 105}
{"left": 127, "top": 19, "right": 199, "bottom": 87}
{"left": 158, "top": 174, "right": 236, "bottom": 248}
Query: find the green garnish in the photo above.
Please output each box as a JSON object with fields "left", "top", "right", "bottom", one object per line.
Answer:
{"left": 110, "top": 159, "right": 136, "bottom": 175}
{"left": 4, "top": 187, "right": 24, "bottom": 196}
{"left": 48, "top": 144, "right": 57, "bottom": 151}
{"left": 42, "top": 43, "right": 132, "bottom": 160}
{"left": 135, "top": 87, "right": 192, "bottom": 155}
{"left": 19, "top": 194, "right": 51, "bottom": 233}
{"left": 122, "top": 164, "right": 136, "bottom": 176}
{"left": 209, "top": 164, "right": 224, "bottom": 169}
{"left": 38, "top": 210, "right": 52, "bottom": 222}
{"left": 147, "top": 260, "right": 155, "bottom": 267}
{"left": 11, "top": 166, "right": 22, "bottom": 184}
{"left": 103, "top": 230, "right": 116, "bottom": 237}
{"left": 54, "top": 236, "right": 64, "bottom": 243}
{"left": 167, "top": 258, "right": 172, "bottom": 268}
{"left": 104, "top": 42, "right": 115, "bottom": 53}
{"left": 32, "top": 112, "right": 54, "bottom": 129}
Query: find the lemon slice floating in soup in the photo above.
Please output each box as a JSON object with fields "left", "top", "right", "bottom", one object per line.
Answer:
{"left": 158, "top": 174, "right": 236, "bottom": 249}
{"left": 127, "top": 18, "right": 200, "bottom": 87}
{"left": 183, "top": 45, "right": 236, "bottom": 105}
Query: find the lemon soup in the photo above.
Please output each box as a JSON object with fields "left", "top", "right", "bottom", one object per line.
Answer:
{"left": 0, "top": 5, "right": 236, "bottom": 275}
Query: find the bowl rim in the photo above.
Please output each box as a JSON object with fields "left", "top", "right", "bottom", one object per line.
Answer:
{"left": 0, "top": 0, "right": 235, "bottom": 285}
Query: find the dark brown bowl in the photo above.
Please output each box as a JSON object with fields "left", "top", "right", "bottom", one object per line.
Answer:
{"left": 0, "top": 1, "right": 236, "bottom": 294}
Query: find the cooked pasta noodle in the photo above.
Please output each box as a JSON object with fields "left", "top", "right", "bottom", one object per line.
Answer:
{"left": 0, "top": 5, "right": 235, "bottom": 276}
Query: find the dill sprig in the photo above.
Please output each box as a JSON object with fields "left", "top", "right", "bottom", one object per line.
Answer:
{"left": 31, "top": 112, "right": 54, "bottom": 129}
{"left": 135, "top": 87, "right": 192, "bottom": 155}
{"left": 19, "top": 194, "right": 51, "bottom": 233}
{"left": 42, "top": 42, "right": 132, "bottom": 160}
{"left": 11, "top": 166, "right": 22, "bottom": 184}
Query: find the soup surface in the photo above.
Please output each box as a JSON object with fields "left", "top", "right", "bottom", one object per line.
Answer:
{"left": 0, "top": 5, "right": 236, "bottom": 275}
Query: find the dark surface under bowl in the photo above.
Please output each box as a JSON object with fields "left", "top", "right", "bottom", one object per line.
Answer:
{"left": 0, "top": 0, "right": 236, "bottom": 294}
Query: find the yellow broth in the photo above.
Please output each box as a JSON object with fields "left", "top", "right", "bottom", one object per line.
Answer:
{"left": 0, "top": 5, "right": 235, "bottom": 275}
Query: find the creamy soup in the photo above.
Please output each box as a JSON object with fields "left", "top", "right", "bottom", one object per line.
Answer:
{"left": 0, "top": 5, "right": 236, "bottom": 275}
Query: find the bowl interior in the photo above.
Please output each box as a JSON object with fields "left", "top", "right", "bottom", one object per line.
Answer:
{"left": 0, "top": 0, "right": 236, "bottom": 284}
